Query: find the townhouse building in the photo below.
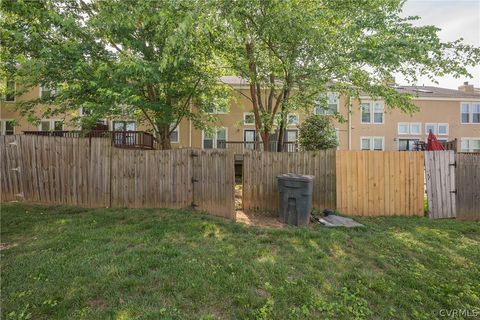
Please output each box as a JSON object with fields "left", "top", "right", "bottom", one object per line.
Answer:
{"left": 1, "top": 78, "right": 480, "bottom": 152}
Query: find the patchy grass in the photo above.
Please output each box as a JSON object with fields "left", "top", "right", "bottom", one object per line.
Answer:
{"left": 1, "top": 203, "right": 479, "bottom": 320}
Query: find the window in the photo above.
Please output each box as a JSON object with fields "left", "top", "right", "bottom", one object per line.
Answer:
{"left": 79, "top": 107, "right": 91, "bottom": 117}
{"left": 39, "top": 119, "right": 63, "bottom": 131}
{"left": 361, "top": 137, "right": 384, "bottom": 151}
{"left": 40, "top": 85, "right": 58, "bottom": 99}
{"left": 398, "top": 123, "right": 421, "bottom": 135}
{"left": 113, "top": 121, "right": 136, "bottom": 131}
{"left": 461, "top": 102, "right": 480, "bottom": 124}
{"left": 203, "top": 128, "right": 227, "bottom": 149}
{"left": 315, "top": 92, "right": 338, "bottom": 115}
{"left": 398, "top": 123, "right": 409, "bottom": 135}
{"left": 0, "top": 120, "right": 15, "bottom": 135}
{"left": 244, "top": 112, "right": 255, "bottom": 125}
{"left": 361, "top": 101, "right": 384, "bottom": 124}
{"left": 425, "top": 123, "right": 436, "bottom": 135}
{"left": 399, "top": 139, "right": 420, "bottom": 151}
{"left": 437, "top": 123, "right": 448, "bottom": 135}
{"left": 5, "top": 81, "right": 15, "bottom": 102}
{"left": 461, "top": 138, "right": 480, "bottom": 152}
{"left": 170, "top": 124, "right": 179, "bottom": 143}
{"left": 244, "top": 129, "right": 256, "bottom": 150}
{"left": 425, "top": 123, "right": 448, "bottom": 135}
{"left": 287, "top": 113, "right": 299, "bottom": 126}
{"left": 205, "top": 104, "right": 227, "bottom": 114}
{"left": 410, "top": 123, "right": 421, "bottom": 135}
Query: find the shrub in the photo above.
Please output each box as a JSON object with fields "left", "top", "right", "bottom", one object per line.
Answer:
{"left": 298, "top": 115, "right": 338, "bottom": 151}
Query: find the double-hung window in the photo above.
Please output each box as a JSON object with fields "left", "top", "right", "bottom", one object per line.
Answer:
{"left": 425, "top": 123, "right": 448, "bottom": 135}
{"left": 0, "top": 120, "right": 15, "bottom": 135}
{"left": 361, "top": 137, "right": 384, "bottom": 151}
{"left": 461, "top": 102, "right": 480, "bottom": 124}
{"left": 40, "top": 85, "right": 58, "bottom": 99}
{"left": 39, "top": 119, "right": 63, "bottom": 131}
{"left": 461, "top": 138, "right": 480, "bottom": 152}
{"left": 287, "top": 113, "right": 299, "bottom": 126}
{"left": 398, "top": 123, "right": 421, "bottom": 135}
{"left": 315, "top": 92, "right": 339, "bottom": 115}
{"left": 203, "top": 128, "right": 227, "bottom": 149}
{"left": 361, "top": 101, "right": 384, "bottom": 124}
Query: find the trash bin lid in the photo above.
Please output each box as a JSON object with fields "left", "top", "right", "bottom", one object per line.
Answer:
{"left": 277, "top": 173, "right": 314, "bottom": 182}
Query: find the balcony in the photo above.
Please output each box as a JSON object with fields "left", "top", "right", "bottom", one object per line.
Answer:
{"left": 23, "top": 130, "right": 158, "bottom": 150}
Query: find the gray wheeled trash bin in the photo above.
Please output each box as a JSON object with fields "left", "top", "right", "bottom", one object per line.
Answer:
{"left": 277, "top": 173, "right": 314, "bottom": 226}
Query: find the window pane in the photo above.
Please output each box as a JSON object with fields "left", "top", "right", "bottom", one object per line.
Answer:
{"left": 426, "top": 124, "right": 436, "bottom": 134}
{"left": 113, "top": 122, "right": 126, "bottom": 131}
{"left": 126, "top": 121, "right": 136, "bottom": 131}
{"left": 399, "top": 140, "right": 408, "bottom": 151}
{"left": 203, "top": 139, "right": 213, "bottom": 149}
{"left": 216, "top": 128, "right": 226, "bottom": 140}
{"left": 462, "top": 113, "right": 470, "bottom": 123}
{"left": 361, "top": 104, "right": 371, "bottom": 123}
{"left": 461, "top": 140, "right": 469, "bottom": 152}
{"left": 472, "top": 140, "right": 480, "bottom": 152}
{"left": 287, "top": 114, "right": 298, "bottom": 125}
{"left": 53, "top": 121, "right": 63, "bottom": 131}
{"left": 373, "top": 138, "right": 383, "bottom": 150}
{"left": 361, "top": 138, "right": 370, "bottom": 150}
{"left": 244, "top": 113, "right": 254, "bottom": 124}
{"left": 374, "top": 102, "right": 384, "bottom": 113}
{"left": 461, "top": 104, "right": 469, "bottom": 113}
{"left": 438, "top": 124, "right": 448, "bottom": 135}
{"left": 40, "top": 121, "right": 50, "bottom": 131}
{"left": 5, "top": 121, "right": 15, "bottom": 135}
{"left": 410, "top": 124, "right": 420, "bottom": 135}
{"left": 286, "top": 130, "right": 298, "bottom": 142}
{"left": 473, "top": 105, "right": 480, "bottom": 123}
{"left": 170, "top": 131, "right": 178, "bottom": 142}
{"left": 374, "top": 113, "right": 383, "bottom": 123}
{"left": 398, "top": 124, "right": 409, "bottom": 134}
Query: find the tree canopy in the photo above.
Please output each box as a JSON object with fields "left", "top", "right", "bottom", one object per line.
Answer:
{"left": 2, "top": 0, "right": 479, "bottom": 149}
{"left": 298, "top": 115, "right": 338, "bottom": 151}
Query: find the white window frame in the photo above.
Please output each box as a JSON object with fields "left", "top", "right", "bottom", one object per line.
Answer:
{"left": 202, "top": 127, "right": 228, "bottom": 149}
{"left": 437, "top": 123, "right": 449, "bottom": 136}
{"left": 170, "top": 124, "right": 180, "bottom": 144}
{"left": 38, "top": 119, "right": 64, "bottom": 131}
{"left": 314, "top": 92, "right": 339, "bottom": 115}
{"left": 361, "top": 101, "right": 384, "bottom": 124}
{"left": 4, "top": 81, "right": 16, "bottom": 102}
{"left": 460, "top": 137, "right": 480, "bottom": 152}
{"left": 287, "top": 113, "right": 299, "bottom": 126}
{"left": 0, "top": 119, "right": 15, "bottom": 135}
{"left": 243, "top": 112, "right": 255, "bottom": 125}
{"left": 460, "top": 102, "right": 480, "bottom": 124}
{"left": 397, "top": 122, "right": 409, "bottom": 135}
{"left": 360, "top": 136, "right": 384, "bottom": 151}
{"left": 40, "top": 85, "right": 58, "bottom": 99}
{"left": 205, "top": 105, "right": 228, "bottom": 115}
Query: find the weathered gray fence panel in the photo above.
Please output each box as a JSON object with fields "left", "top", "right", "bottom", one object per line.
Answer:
{"left": 425, "top": 151, "right": 456, "bottom": 219}
{"left": 456, "top": 153, "right": 480, "bottom": 220}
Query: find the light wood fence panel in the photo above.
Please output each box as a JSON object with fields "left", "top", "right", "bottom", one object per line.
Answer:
{"left": 424, "top": 151, "right": 456, "bottom": 219}
{"left": 192, "top": 149, "right": 235, "bottom": 220}
{"left": 456, "top": 153, "right": 480, "bottom": 220}
{"left": 336, "top": 151, "right": 424, "bottom": 216}
{"left": 242, "top": 150, "right": 336, "bottom": 213}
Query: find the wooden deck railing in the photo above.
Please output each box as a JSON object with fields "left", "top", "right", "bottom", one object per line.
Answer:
{"left": 219, "top": 141, "right": 298, "bottom": 153}
{"left": 24, "top": 130, "right": 158, "bottom": 150}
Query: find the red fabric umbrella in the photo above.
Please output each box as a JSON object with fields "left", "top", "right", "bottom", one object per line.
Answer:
{"left": 426, "top": 131, "right": 445, "bottom": 151}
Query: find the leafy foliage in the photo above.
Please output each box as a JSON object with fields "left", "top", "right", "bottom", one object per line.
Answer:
{"left": 298, "top": 115, "right": 338, "bottom": 151}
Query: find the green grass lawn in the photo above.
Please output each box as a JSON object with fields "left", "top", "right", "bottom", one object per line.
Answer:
{"left": 1, "top": 204, "right": 479, "bottom": 320}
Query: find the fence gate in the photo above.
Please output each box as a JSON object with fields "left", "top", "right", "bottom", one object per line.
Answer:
{"left": 191, "top": 149, "right": 236, "bottom": 220}
{"left": 424, "top": 151, "right": 456, "bottom": 219}
{"left": 455, "top": 153, "right": 480, "bottom": 220}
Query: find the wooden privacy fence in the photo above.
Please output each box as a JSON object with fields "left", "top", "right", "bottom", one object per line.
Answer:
{"left": 0, "top": 135, "right": 235, "bottom": 220}
{"left": 242, "top": 150, "right": 336, "bottom": 213}
{"left": 336, "top": 151, "right": 425, "bottom": 216}
{"left": 455, "top": 153, "right": 480, "bottom": 220}
{"left": 424, "top": 151, "right": 456, "bottom": 219}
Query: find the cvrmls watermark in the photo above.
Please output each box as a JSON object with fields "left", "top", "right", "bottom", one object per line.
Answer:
{"left": 436, "top": 308, "right": 479, "bottom": 318}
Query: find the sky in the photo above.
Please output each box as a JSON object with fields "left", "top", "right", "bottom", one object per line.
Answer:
{"left": 396, "top": 0, "right": 480, "bottom": 89}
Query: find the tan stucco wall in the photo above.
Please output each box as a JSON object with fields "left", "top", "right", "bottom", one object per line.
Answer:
{"left": 2, "top": 85, "right": 480, "bottom": 151}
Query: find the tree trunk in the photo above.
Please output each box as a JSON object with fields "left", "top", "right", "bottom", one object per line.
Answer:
{"left": 277, "top": 114, "right": 286, "bottom": 152}
{"left": 156, "top": 123, "right": 171, "bottom": 150}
